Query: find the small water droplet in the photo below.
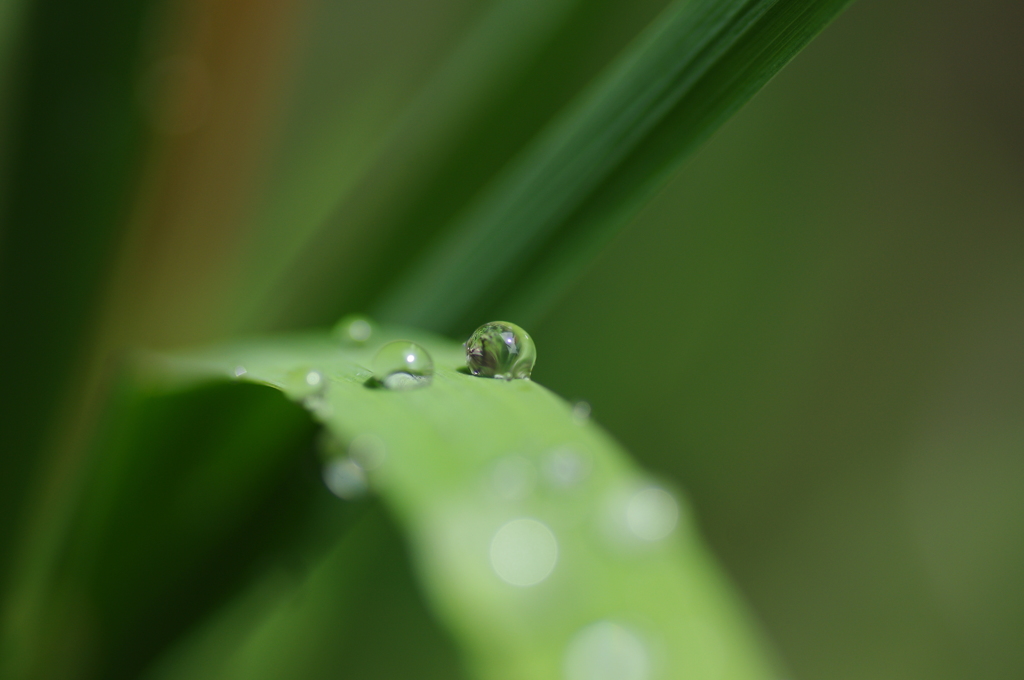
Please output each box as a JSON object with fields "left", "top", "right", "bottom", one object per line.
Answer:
{"left": 626, "top": 487, "right": 679, "bottom": 541}
{"left": 334, "top": 314, "right": 374, "bottom": 344}
{"left": 490, "top": 455, "right": 536, "bottom": 501}
{"left": 233, "top": 365, "right": 247, "bottom": 377}
{"left": 349, "top": 433, "right": 386, "bottom": 471}
{"left": 489, "top": 517, "right": 558, "bottom": 587}
{"left": 543, "top": 447, "right": 592, "bottom": 488}
{"left": 290, "top": 368, "right": 327, "bottom": 401}
{"left": 303, "top": 394, "right": 334, "bottom": 418}
{"left": 465, "top": 321, "right": 536, "bottom": 380}
{"left": 564, "top": 621, "right": 650, "bottom": 680}
{"left": 372, "top": 341, "right": 433, "bottom": 390}
{"left": 322, "top": 459, "right": 368, "bottom": 500}
{"left": 571, "top": 401, "right": 592, "bottom": 422}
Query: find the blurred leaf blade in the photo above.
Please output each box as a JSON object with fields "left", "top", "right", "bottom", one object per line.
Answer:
{"left": 142, "top": 505, "right": 468, "bottom": 680}
{"left": 0, "top": 0, "right": 161, "bottom": 610}
{"left": 149, "top": 324, "right": 780, "bottom": 680}
{"left": 234, "top": 0, "right": 590, "bottom": 334}
{"left": 0, "top": 377, "right": 329, "bottom": 680}
{"left": 374, "top": 0, "right": 852, "bottom": 334}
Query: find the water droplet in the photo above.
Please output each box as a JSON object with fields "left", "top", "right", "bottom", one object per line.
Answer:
{"left": 372, "top": 341, "right": 433, "bottom": 390}
{"left": 349, "top": 433, "right": 386, "bottom": 471}
{"left": 233, "top": 365, "right": 247, "bottom": 378}
{"left": 626, "top": 487, "right": 679, "bottom": 541}
{"left": 465, "top": 321, "right": 536, "bottom": 380}
{"left": 571, "top": 401, "right": 592, "bottom": 422}
{"left": 490, "top": 455, "right": 536, "bottom": 501}
{"left": 334, "top": 314, "right": 373, "bottom": 344}
{"left": 543, "top": 447, "right": 591, "bottom": 488}
{"left": 303, "top": 393, "right": 334, "bottom": 418}
{"left": 289, "top": 368, "right": 327, "bottom": 402}
{"left": 489, "top": 517, "right": 558, "bottom": 586}
{"left": 322, "top": 459, "right": 368, "bottom": 500}
{"left": 564, "top": 621, "right": 650, "bottom": 680}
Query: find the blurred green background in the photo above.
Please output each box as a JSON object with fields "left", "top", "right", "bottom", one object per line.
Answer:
{"left": 1, "top": 0, "right": 1021, "bottom": 678}
{"left": 537, "top": 2, "right": 1024, "bottom": 679}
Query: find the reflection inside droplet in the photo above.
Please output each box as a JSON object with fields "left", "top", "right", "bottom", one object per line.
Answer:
{"left": 372, "top": 341, "right": 433, "bottom": 390}
{"left": 626, "top": 487, "right": 679, "bottom": 541}
{"left": 233, "top": 365, "right": 247, "bottom": 378}
{"left": 322, "top": 459, "right": 368, "bottom": 500}
{"left": 489, "top": 518, "right": 558, "bottom": 587}
{"left": 564, "top": 621, "right": 650, "bottom": 680}
{"left": 491, "top": 455, "right": 536, "bottom": 501}
{"left": 464, "top": 321, "right": 536, "bottom": 380}
{"left": 383, "top": 373, "right": 422, "bottom": 390}
{"left": 305, "top": 370, "right": 323, "bottom": 387}
{"left": 349, "top": 433, "right": 386, "bottom": 471}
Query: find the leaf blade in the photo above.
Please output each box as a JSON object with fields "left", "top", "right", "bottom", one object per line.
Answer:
{"left": 374, "top": 0, "right": 852, "bottom": 334}
{"left": 152, "top": 326, "right": 780, "bottom": 680}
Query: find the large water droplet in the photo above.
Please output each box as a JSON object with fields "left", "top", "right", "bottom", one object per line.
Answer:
{"left": 489, "top": 517, "right": 558, "bottom": 586}
{"left": 322, "top": 459, "right": 368, "bottom": 500}
{"left": 465, "top": 321, "right": 536, "bottom": 380}
{"left": 564, "top": 621, "right": 651, "bottom": 680}
{"left": 372, "top": 341, "right": 433, "bottom": 390}
{"left": 334, "top": 314, "right": 374, "bottom": 344}
{"left": 626, "top": 487, "right": 679, "bottom": 541}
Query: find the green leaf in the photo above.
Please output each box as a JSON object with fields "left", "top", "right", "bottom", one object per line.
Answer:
{"left": 374, "top": 0, "right": 852, "bottom": 334}
{"left": 231, "top": 0, "right": 591, "bottom": 333}
{"left": 145, "top": 323, "right": 779, "bottom": 680}
{"left": 142, "top": 506, "right": 467, "bottom": 680}
{"left": 0, "top": 0, "right": 162, "bottom": 612}
{"left": 0, "top": 379, "right": 326, "bottom": 680}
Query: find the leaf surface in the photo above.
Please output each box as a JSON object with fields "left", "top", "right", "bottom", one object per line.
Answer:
{"left": 148, "top": 323, "right": 778, "bottom": 680}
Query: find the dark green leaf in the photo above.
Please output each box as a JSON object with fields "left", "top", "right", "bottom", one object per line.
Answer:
{"left": 374, "top": 0, "right": 852, "bottom": 334}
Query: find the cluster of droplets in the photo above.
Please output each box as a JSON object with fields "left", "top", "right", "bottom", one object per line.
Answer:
{"left": 330, "top": 317, "right": 539, "bottom": 390}
{"left": 485, "top": 458, "right": 680, "bottom": 577}
{"left": 322, "top": 318, "right": 691, "bottom": 679}
{"left": 481, "top": 454, "right": 681, "bottom": 680}
{"left": 479, "top": 425, "right": 684, "bottom": 680}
